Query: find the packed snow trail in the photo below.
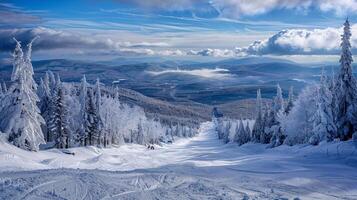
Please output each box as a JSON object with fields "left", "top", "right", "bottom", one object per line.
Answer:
{"left": 0, "top": 122, "right": 357, "bottom": 199}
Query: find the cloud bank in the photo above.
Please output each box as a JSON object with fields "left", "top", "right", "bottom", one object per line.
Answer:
{"left": 114, "top": 0, "right": 357, "bottom": 18}
{"left": 1, "top": 24, "right": 357, "bottom": 58}
{"left": 188, "top": 49, "right": 236, "bottom": 57}
{"left": 0, "top": 27, "right": 173, "bottom": 57}
{"left": 236, "top": 24, "right": 357, "bottom": 56}
{"left": 211, "top": 0, "right": 357, "bottom": 18}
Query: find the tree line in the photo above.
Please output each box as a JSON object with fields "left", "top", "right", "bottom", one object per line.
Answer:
{"left": 214, "top": 20, "right": 357, "bottom": 147}
{"left": 0, "top": 39, "right": 198, "bottom": 151}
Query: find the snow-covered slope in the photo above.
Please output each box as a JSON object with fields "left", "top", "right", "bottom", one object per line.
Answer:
{"left": 0, "top": 122, "right": 357, "bottom": 199}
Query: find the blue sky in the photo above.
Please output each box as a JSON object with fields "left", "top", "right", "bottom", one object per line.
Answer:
{"left": 1, "top": 0, "right": 357, "bottom": 63}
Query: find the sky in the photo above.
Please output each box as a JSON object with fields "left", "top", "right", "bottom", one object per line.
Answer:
{"left": 0, "top": 0, "right": 357, "bottom": 63}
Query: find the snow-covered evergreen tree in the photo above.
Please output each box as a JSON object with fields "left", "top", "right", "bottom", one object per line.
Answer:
{"left": 269, "top": 84, "right": 286, "bottom": 147}
{"left": 285, "top": 86, "right": 294, "bottom": 114}
{"left": 48, "top": 77, "right": 71, "bottom": 149}
{"left": 245, "top": 121, "right": 251, "bottom": 140}
{"left": 38, "top": 72, "right": 52, "bottom": 142}
{"left": 252, "top": 89, "right": 263, "bottom": 142}
{"left": 236, "top": 119, "right": 250, "bottom": 145}
{"left": 79, "top": 75, "right": 88, "bottom": 146}
{"left": 282, "top": 85, "right": 318, "bottom": 145}
{"left": 334, "top": 19, "right": 357, "bottom": 140}
{"left": 86, "top": 88, "right": 100, "bottom": 146}
{"left": 310, "top": 68, "right": 337, "bottom": 145}
{"left": 0, "top": 38, "right": 45, "bottom": 151}
{"left": 223, "top": 120, "right": 231, "bottom": 143}
{"left": 260, "top": 104, "right": 270, "bottom": 143}
{"left": 216, "top": 117, "right": 225, "bottom": 140}
{"left": 263, "top": 85, "right": 284, "bottom": 145}
{"left": 95, "top": 78, "right": 104, "bottom": 146}
{"left": 274, "top": 84, "right": 284, "bottom": 114}
{"left": 100, "top": 92, "right": 126, "bottom": 146}
{"left": 48, "top": 71, "right": 57, "bottom": 92}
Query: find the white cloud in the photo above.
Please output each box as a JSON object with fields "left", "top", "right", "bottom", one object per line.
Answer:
{"left": 236, "top": 23, "right": 357, "bottom": 55}
{"left": 156, "top": 49, "right": 185, "bottom": 56}
{"left": 3, "top": 24, "right": 357, "bottom": 59}
{"left": 210, "top": 0, "right": 357, "bottom": 18}
{"left": 112, "top": 0, "right": 357, "bottom": 18}
{"left": 147, "top": 68, "right": 231, "bottom": 79}
{"left": 0, "top": 27, "right": 170, "bottom": 54}
{"left": 122, "top": 42, "right": 170, "bottom": 48}
{"left": 188, "top": 48, "right": 236, "bottom": 57}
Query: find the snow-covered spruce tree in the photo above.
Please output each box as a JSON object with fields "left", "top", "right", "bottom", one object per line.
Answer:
{"left": 282, "top": 85, "right": 318, "bottom": 145}
{"left": 245, "top": 121, "right": 251, "bottom": 140}
{"left": 0, "top": 38, "right": 45, "bottom": 151}
{"left": 48, "top": 71, "right": 57, "bottom": 92}
{"left": 95, "top": 78, "right": 104, "bottom": 146}
{"left": 173, "top": 124, "right": 180, "bottom": 137}
{"left": 38, "top": 72, "right": 52, "bottom": 142}
{"left": 263, "top": 84, "right": 284, "bottom": 146}
{"left": 270, "top": 84, "right": 286, "bottom": 147}
{"left": 223, "top": 120, "right": 232, "bottom": 143}
{"left": 310, "top": 69, "right": 336, "bottom": 145}
{"left": 333, "top": 19, "right": 357, "bottom": 141}
{"left": 259, "top": 104, "right": 270, "bottom": 143}
{"left": 100, "top": 94, "right": 114, "bottom": 146}
{"left": 47, "top": 76, "right": 71, "bottom": 148}
{"left": 216, "top": 118, "right": 225, "bottom": 140}
{"left": 273, "top": 84, "right": 284, "bottom": 114}
{"left": 79, "top": 75, "right": 88, "bottom": 146}
{"left": 252, "top": 89, "right": 263, "bottom": 142}
{"left": 235, "top": 119, "right": 250, "bottom": 145}
{"left": 86, "top": 88, "right": 100, "bottom": 146}
{"left": 285, "top": 86, "right": 294, "bottom": 115}
{"left": 47, "top": 73, "right": 68, "bottom": 144}
{"left": 233, "top": 123, "right": 240, "bottom": 142}
{"left": 100, "top": 92, "right": 121, "bottom": 146}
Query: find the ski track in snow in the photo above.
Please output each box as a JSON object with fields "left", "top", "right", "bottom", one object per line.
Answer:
{"left": 0, "top": 122, "right": 357, "bottom": 199}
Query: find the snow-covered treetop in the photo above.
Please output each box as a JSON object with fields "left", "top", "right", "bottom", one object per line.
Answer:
{"left": 273, "top": 84, "right": 284, "bottom": 114}
{"left": 339, "top": 19, "right": 353, "bottom": 80}
{"left": 11, "top": 38, "right": 24, "bottom": 82}
{"left": 256, "top": 89, "right": 262, "bottom": 114}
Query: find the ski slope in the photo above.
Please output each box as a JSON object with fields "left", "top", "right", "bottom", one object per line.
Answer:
{"left": 0, "top": 122, "right": 357, "bottom": 199}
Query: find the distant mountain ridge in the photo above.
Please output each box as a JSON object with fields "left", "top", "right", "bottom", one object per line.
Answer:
{"left": 0, "top": 57, "right": 346, "bottom": 107}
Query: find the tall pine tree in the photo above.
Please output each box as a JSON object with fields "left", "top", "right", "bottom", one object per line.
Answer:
{"left": 334, "top": 19, "right": 357, "bottom": 140}
{"left": 285, "top": 86, "right": 294, "bottom": 114}
{"left": 94, "top": 78, "right": 104, "bottom": 146}
{"left": 0, "top": 38, "right": 45, "bottom": 151}
{"left": 311, "top": 68, "right": 336, "bottom": 145}
{"left": 86, "top": 88, "right": 100, "bottom": 146}
{"left": 269, "top": 84, "right": 285, "bottom": 147}
{"left": 48, "top": 76, "right": 71, "bottom": 148}
{"left": 79, "top": 75, "right": 88, "bottom": 146}
{"left": 252, "top": 89, "right": 263, "bottom": 142}
{"left": 38, "top": 72, "right": 52, "bottom": 142}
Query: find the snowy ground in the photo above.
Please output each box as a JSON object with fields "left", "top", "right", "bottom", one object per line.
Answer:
{"left": 1, "top": 122, "right": 357, "bottom": 199}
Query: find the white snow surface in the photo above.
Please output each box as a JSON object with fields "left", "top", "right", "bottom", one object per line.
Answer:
{"left": 0, "top": 122, "right": 357, "bottom": 199}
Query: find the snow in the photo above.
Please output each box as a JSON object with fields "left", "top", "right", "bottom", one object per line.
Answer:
{"left": 0, "top": 122, "right": 357, "bottom": 199}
